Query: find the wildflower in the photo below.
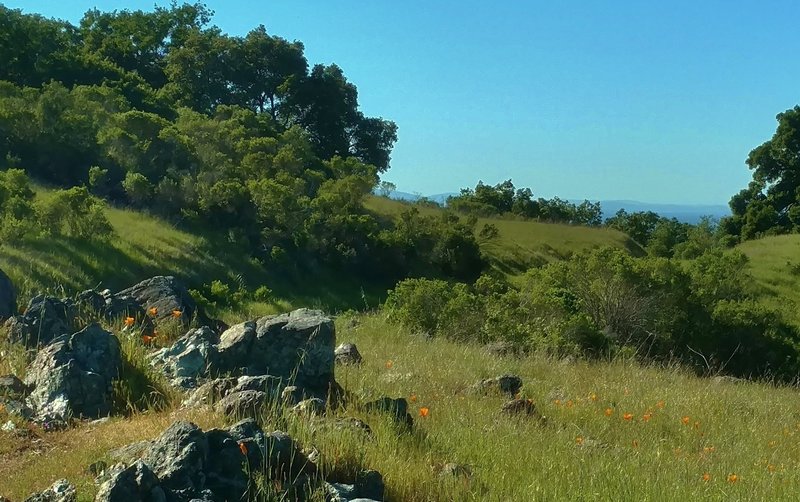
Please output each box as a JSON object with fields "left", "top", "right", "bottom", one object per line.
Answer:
{"left": 727, "top": 473, "right": 738, "bottom": 483}
{"left": 642, "top": 413, "right": 652, "bottom": 422}
{"left": 682, "top": 416, "right": 690, "bottom": 425}
{"left": 171, "top": 309, "right": 182, "bottom": 318}
{"left": 566, "top": 400, "right": 574, "bottom": 408}
{"left": 589, "top": 392, "right": 597, "bottom": 401}
{"left": 124, "top": 317, "right": 135, "bottom": 327}
{"left": 142, "top": 335, "right": 154, "bottom": 345}
{"left": 419, "top": 407, "right": 430, "bottom": 418}
{"left": 409, "top": 394, "right": 417, "bottom": 403}
{"left": 385, "top": 360, "right": 393, "bottom": 369}
{"left": 604, "top": 408, "right": 613, "bottom": 416}
{"left": 656, "top": 400, "right": 665, "bottom": 409}
{"left": 623, "top": 412, "right": 633, "bottom": 421}
{"left": 554, "top": 399, "right": 561, "bottom": 406}
{"left": 238, "top": 441, "right": 248, "bottom": 456}
{"left": 148, "top": 307, "right": 158, "bottom": 316}
{"left": 575, "top": 436, "right": 584, "bottom": 445}
{"left": 702, "top": 473, "right": 711, "bottom": 482}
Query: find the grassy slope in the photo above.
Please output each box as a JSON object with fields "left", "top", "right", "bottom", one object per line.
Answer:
{"left": 737, "top": 234, "right": 800, "bottom": 325}
{"left": 2, "top": 315, "right": 799, "bottom": 500}
{"left": 364, "top": 196, "right": 642, "bottom": 282}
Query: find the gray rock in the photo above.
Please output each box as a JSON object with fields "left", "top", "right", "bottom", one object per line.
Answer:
{"left": 102, "top": 295, "right": 148, "bottom": 329}
{"left": 8, "top": 295, "right": 74, "bottom": 347}
{"left": 23, "top": 479, "right": 76, "bottom": 502}
{"left": 281, "top": 385, "right": 304, "bottom": 406}
{"left": 354, "top": 470, "right": 384, "bottom": 501}
{"left": 149, "top": 327, "right": 219, "bottom": 389}
{"left": 75, "top": 290, "right": 106, "bottom": 314}
{"left": 231, "top": 375, "right": 285, "bottom": 397}
{"left": 214, "top": 390, "right": 269, "bottom": 419}
{"left": 500, "top": 398, "right": 540, "bottom": 418}
{"left": 118, "top": 276, "right": 206, "bottom": 326}
{"left": 292, "top": 398, "right": 325, "bottom": 416}
{"left": 0, "top": 374, "right": 28, "bottom": 398}
{"left": 263, "top": 430, "right": 317, "bottom": 479}
{"left": 107, "top": 440, "right": 153, "bottom": 464}
{"left": 181, "top": 377, "right": 238, "bottom": 409}
{"left": 217, "top": 309, "right": 336, "bottom": 398}
{"left": 95, "top": 460, "right": 165, "bottom": 502}
{"left": 204, "top": 428, "right": 249, "bottom": 501}
{"left": 335, "top": 343, "right": 362, "bottom": 366}
{"left": 333, "top": 417, "right": 373, "bottom": 438}
{"left": 471, "top": 374, "right": 522, "bottom": 397}
{"left": 364, "top": 397, "right": 413, "bottom": 429}
{"left": 24, "top": 324, "right": 121, "bottom": 421}
{"left": 0, "top": 268, "right": 15, "bottom": 320}
{"left": 142, "top": 421, "right": 209, "bottom": 499}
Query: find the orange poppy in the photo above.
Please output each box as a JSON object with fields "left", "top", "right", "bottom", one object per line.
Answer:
{"left": 604, "top": 408, "right": 613, "bottom": 416}
{"left": 702, "top": 473, "right": 711, "bottom": 482}
{"left": 656, "top": 400, "right": 665, "bottom": 409}
{"left": 575, "top": 436, "right": 584, "bottom": 445}
{"left": 142, "top": 335, "right": 154, "bottom": 344}
{"left": 727, "top": 473, "right": 738, "bottom": 483}
{"left": 148, "top": 307, "right": 158, "bottom": 316}
{"left": 419, "top": 407, "right": 430, "bottom": 418}
{"left": 238, "top": 441, "right": 248, "bottom": 456}
{"left": 566, "top": 400, "right": 574, "bottom": 408}
{"left": 409, "top": 394, "right": 417, "bottom": 403}
{"left": 642, "top": 413, "right": 652, "bottom": 422}
{"left": 124, "top": 317, "right": 135, "bottom": 327}
{"left": 682, "top": 416, "right": 690, "bottom": 425}
{"left": 171, "top": 309, "right": 182, "bottom": 318}
{"left": 554, "top": 399, "right": 562, "bottom": 406}
{"left": 385, "top": 360, "right": 393, "bottom": 369}
{"left": 588, "top": 393, "right": 597, "bottom": 402}
{"left": 623, "top": 413, "right": 633, "bottom": 421}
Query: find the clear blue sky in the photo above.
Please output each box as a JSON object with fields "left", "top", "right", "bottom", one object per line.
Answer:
{"left": 8, "top": 1, "right": 800, "bottom": 204}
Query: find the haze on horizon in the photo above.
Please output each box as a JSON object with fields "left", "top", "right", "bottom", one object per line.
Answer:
{"left": 9, "top": 0, "right": 800, "bottom": 205}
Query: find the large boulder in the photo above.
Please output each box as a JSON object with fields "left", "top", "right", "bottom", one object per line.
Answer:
{"left": 7, "top": 295, "right": 74, "bottom": 347}
{"left": 218, "top": 309, "right": 336, "bottom": 398}
{"left": 148, "top": 327, "right": 219, "bottom": 389}
{"left": 0, "top": 268, "right": 15, "bottom": 320}
{"left": 335, "top": 343, "right": 363, "bottom": 366}
{"left": 142, "top": 421, "right": 210, "bottom": 499}
{"left": 94, "top": 461, "right": 165, "bottom": 502}
{"left": 24, "top": 324, "right": 121, "bottom": 421}
{"left": 118, "top": 276, "right": 206, "bottom": 326}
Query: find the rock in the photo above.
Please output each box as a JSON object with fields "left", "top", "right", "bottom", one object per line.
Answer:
{"left": 214, "top": 390, "right": 269, "bottom": 419}
{"left": 1, "top": 420, "right": 15, "bottom": 431}
{"left": 364, "top": 397, "right": 413, "bottom": 429}
{"left": 470, "top": 374, "right": 522, "bottom": 397}
{"left": 142, "top": 421, "right": 209, "bottom": 499}
{"left": 107, "top": 440, "right": 154, "bottom": 464}
{"left": 292, "top": 398, "right": 325, "bottom": 416}
{"left": 102, "top": 294, "right": 148, "bottom": 328}
{"left": 231, "top": 375, "right": 285, "bottom": 397}
{"left": 149, "top": 327, "right": 219, "bottom": 389}
{"left": 8, "top": 295, "right": 74, "bottom": 347}
{"left": 181, "top": 377, "right": 238, "bottom": 409}
{"left": 75, "top": 290, "right": 106, "bottom": 314}
{"left": 23, "top": 479, "right": 76, "bottom": 502}
{"left": 118, "top": 276, "right": 206, "bottom": 326}
{"left": 0, "top": 374, "right": 28, "bottom": 398}
{"left": 354, "top": 470, "right": 384, "bottom": 500}
{"left": 333, "top": 417, "right": 373, "bottom": 438}
{"left": 86, "top": 460, "right": 108, "bottom": 477}
{"left": 500, "top": 398, "right": 540, "bottom": 418}
{"left": 95, "top": 460, "right": 165, "bottom": 502}
{"left": 335, "top": 343, "right": 362, "bottom": 366}
{"left": 263, "top": 430, "right": 317, "bottom": 479}
{"left": 217, "top": 309, "right": 336, "bottom": 398}
{"left": 204, "top": 428, "right": 249, "bottom": 501}
{"left": 0, "top": 268, "right": 15, "bottom": 320}
{"left": 281, "top": 385, "right": 304, "bottom": 406}
{"left": 24, "top": 324, "right": 121, "bottom": 421}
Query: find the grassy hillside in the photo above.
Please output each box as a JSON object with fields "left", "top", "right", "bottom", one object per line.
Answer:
{"left": 365, "top": 196, "right": 642, "bottom": 282}
{"left": 3, "top": 314, "right": 799, "bottom": 500}
{"left": 737, "top": 234, "right": 800, "bottom": 325}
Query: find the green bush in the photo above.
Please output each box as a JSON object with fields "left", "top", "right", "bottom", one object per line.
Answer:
{"left": 36, "top": 186, "right": 114, "bottom": 239}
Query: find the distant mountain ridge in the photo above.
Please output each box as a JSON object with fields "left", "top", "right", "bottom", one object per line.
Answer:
{"left": 378, "top": 191, "right": 730, "bottom": 224}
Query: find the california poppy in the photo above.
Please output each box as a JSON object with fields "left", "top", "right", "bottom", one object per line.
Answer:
{"left": 575, "top": 436, "right": 584, "bottom": 445}
{"left": 656, "top": 400, "right": 665, "bottom": 409}
{"left": 419, "top": 407, "right": 430, "bottom": 418}
{"left": 142, "top": 335, "right": 154, "bottom": 344}
{"left": 148, "top": 307, "right": 158, "bottom": 316}
{"left": 702, "top": 473, "right": 711, "bottom": 482}
{"left": 238, "top": 441, "right": 248, "bottom": 456}
{"left": 643, "top": 413, "right": 652, "bottom": 422}
{"left": 409, "top": 394, "right": 417, "bottom": 403}
{"left": 385, "top": 360, "right": 393, "bottom": 369}
{"left": 727, "top": 473, "right": 738, "bottom": 483}
{"left": 604, "top": 408, "right": 613, "bottom": 416}
{"left": 623, "top": 412, "right": 633, "bottom": 421}
{"left": 589, "top": 393, "right": 597, "bottom": 401}
{"left": 682, "top": 416, "right": 690, "bottom": 425}
{"left": 172, "top": 309, "right": 182, "bottom": 318}
{"left": 124, "top": 317, "right": 135, "bottom": 327}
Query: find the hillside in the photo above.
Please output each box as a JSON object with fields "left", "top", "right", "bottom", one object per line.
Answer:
{"left": 365, "top": 196, "right": 641, "bottom": 282}
{"left": 737, "top": 234, "right": 800, "bottom": 325}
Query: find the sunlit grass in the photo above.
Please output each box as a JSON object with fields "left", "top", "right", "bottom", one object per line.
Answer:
{"left": 738, "top": 234, "right": 800, "bottom": 325}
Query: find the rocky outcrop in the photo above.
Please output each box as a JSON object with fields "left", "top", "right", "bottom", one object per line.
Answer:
{"left": 24, "top": 324, "right": 121, "bottom": 422}
{"left": 217, "top": 309, "right": 336, "bottom": 397}
{"left": 7, "top": 295, "right": 74, "bottom": 347}
{"left": 0, "top": 268, "right": 15, "bottom": 320}
{"left": 148, "top": 327, "right": 219, "bottom": 389}
{"left": 98, "top": 419, "right": 318, "bottom": 501}
{"left": 22, "top": 479, "right": 76, "bottom": 502}
{"left": 118, "top": 276, "right": 205, "bottom": 326}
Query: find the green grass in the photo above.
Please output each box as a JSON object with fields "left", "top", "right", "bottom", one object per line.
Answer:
{"left": 3, "top": 313, "right": 800, "bottom": 500}
{"left": 737, "top": 234, "right": 800, "bottom": 325}
{"left": 365, "top": 196, "right": 642, "bottom": 282}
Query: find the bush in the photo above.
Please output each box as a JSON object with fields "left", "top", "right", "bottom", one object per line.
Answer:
{"left": 36, "top": 186, "right": 114, "bottom": 239}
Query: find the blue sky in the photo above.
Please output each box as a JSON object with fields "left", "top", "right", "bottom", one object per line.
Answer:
{"left": 8, "top": 1, "right": 800, "bottom": 204}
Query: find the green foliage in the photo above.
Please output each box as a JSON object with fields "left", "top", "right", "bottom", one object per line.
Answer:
{"left": 36, "top": 186, "right": 114, "bottom": 239}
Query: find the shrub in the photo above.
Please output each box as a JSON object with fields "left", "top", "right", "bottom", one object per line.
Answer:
{"left": 36, "top": 186, "right": 113, "bottom": 239}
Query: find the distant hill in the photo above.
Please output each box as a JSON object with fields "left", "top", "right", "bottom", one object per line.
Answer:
{"left": 380, "top": 191, "right": 729, "bottom": 224}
